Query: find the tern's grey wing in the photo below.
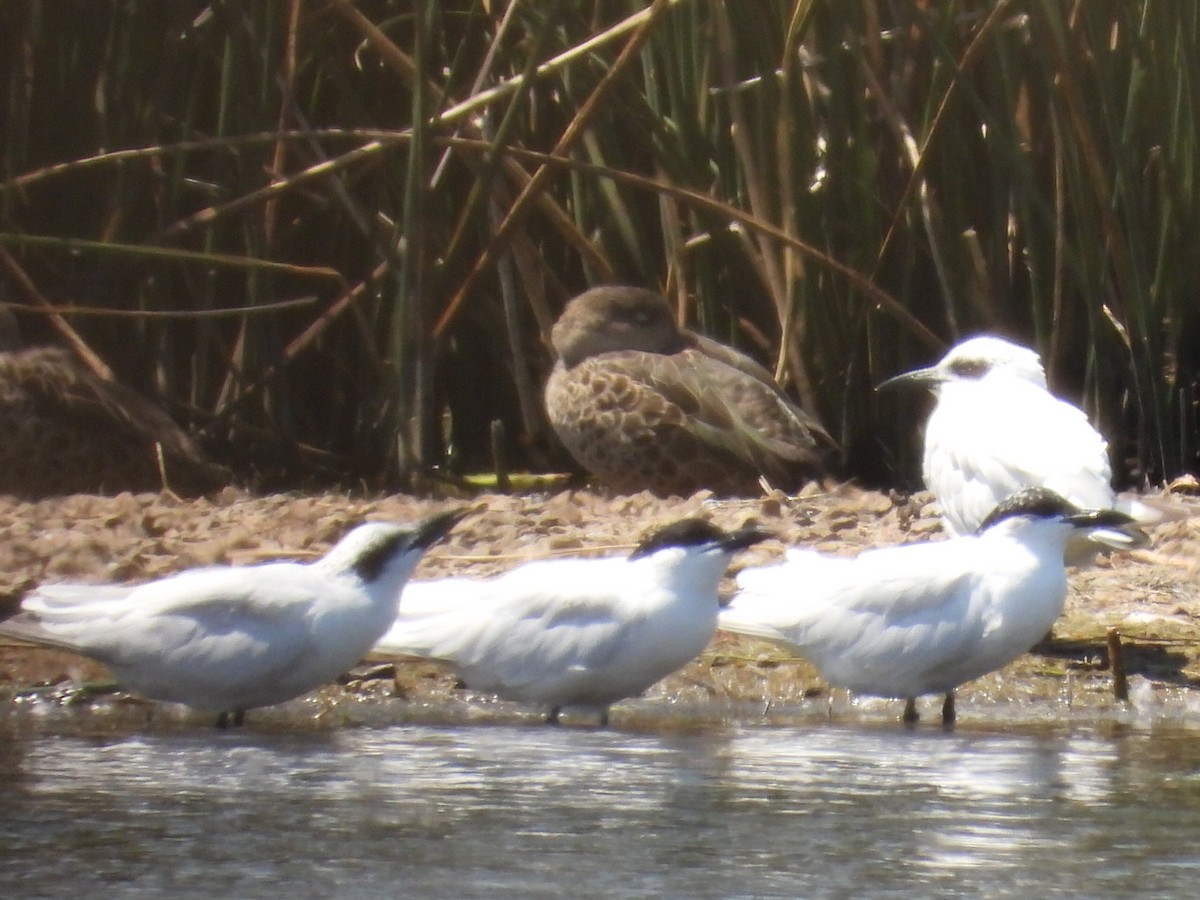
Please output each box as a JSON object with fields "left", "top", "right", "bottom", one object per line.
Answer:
{"left": 727, "top": 543, "right": 978, "bottom": 642}
{"left": 379, "top": 573, "right": 630, "bottom": 695}
{"left": 455, "top": 593, "right": 631, "bottom": 701}
{"left": 0, "top": 612, "right": 90, "bottom": 654}
{"left": 3, "top": 582, "right": 146, "bottom": 651}
{"left": 727, "top": 544, "right": 988, "bottom": 696}
{"left": 15, "top": 569, "right": 321, "bottom": 686}
{"left": 806, "top": 541, "right": 980, "bottom": 621}
{"left": 401, "top": 589, "right": 625, "bottom": 670}
{"left": 24, "top": 582, "right": 140, "bottom": 610}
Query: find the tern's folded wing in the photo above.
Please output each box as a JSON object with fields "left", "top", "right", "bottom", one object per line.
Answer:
{"left": 23, "top": 582, "right": 140, "bottom": 610}
{"left": 2, "top": 583, "right": 141, "bottom": 646}
{"left": 927, "top": 377, "right": 1113, "bottom": 534}
{"left": 461, "top": 593, "right": 631, "bottom": 696}
{"left": 372, "top": 574, "right": 632, "bottom": 694}
{"left": 0, "top": 612, "right": 88, "bottom": 653}
{"left": 724, "top": 543, "right": 977, "bottom": 643}
{"left": 9, "top": 569, "right": 325, "bottom": 686}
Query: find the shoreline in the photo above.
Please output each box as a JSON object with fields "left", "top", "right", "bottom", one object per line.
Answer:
{"left": 1, "top": 483, "right": 1196, "bottom": 731}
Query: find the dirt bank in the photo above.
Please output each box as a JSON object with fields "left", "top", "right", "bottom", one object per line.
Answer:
{"left": 1, "top": 483, "right": 1197, "bottom": 728}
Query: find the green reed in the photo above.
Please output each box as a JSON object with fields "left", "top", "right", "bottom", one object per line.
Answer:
{"left": 0, "top": 0, "right": 1194, "bottom": 489}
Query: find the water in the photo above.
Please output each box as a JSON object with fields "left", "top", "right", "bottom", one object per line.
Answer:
{"left": 5, "top": 715, "right": 1200, "bottom": 898}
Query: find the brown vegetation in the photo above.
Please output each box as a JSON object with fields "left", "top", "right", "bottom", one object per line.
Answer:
{"left": 0, "top": 2, "right": 1196, "bottom": 494}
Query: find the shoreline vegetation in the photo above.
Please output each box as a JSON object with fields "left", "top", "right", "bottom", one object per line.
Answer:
{"left": 0, "top": 2, "right": 1195, "bottom": 494}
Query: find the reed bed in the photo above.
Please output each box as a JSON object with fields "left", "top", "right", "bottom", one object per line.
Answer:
{"left": 0, "top": 0, "right": 1195, "bottom": 490}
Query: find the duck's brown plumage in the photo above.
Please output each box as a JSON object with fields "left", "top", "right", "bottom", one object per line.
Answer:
{"left": 544, "top": 285, "right": 834, "bottom": 496}
{"left": 0, "top": 309, "right": 227, "bottom": 498}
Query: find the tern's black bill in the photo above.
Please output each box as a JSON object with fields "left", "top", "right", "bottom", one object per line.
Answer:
{"left": 411, "top": 508, "right": 470, "bottom": 549}
{"left": 1064, "top": 508, "right": 1136, "bottom": 529}
{"left": 875, "top": 365, "right": 941, "bottom": 392}
{"left": 717, "top": 527, "right": 773, "bottom": 553}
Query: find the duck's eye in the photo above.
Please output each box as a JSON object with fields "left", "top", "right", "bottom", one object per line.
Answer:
{"left": 615, "top": 306, "right": 652, "bottom": 327}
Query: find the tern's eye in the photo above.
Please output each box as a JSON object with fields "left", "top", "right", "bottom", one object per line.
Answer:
{"left": 948, "top": 358, "right": 989, "bottom": 379}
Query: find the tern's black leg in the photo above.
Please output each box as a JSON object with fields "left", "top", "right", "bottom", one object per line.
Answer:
{"left": 598, "top": 708, "right": 609, "bottom": 728}
{"left": 545, "top": 707, "right": 561, "bottom": 725}
{"left": 941, "top": 692, "right": 956, "bottom": 726}
{"left": 902, "top": 698, "right": 919, "bottom": 724}
{"left": 215, "top": 709, "right": 246, "bottom": 729}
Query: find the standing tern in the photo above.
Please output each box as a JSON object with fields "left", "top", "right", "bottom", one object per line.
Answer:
{"left": 0, "top": 509, "right": 465, "bottom": 726}
{"left": 544, "top": 284, "right": 834, "bottom": 496}
{"left": 374, "top": 518, "right": 771, "bottom": 724}
{"left": 718, "top": 488, "right": 1140, "bottom": 723}
{"left": 880, "top": 335, "right": 1149, "bottom": 559}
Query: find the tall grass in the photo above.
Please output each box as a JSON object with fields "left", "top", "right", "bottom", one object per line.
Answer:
{"left": 0, "top": 0, "right": 1195, "bottom": 490}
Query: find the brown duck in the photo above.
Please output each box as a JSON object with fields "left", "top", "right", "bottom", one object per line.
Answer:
{"left": 0, "top": 308, "right": 227, "bottom": 497}
{"left": 544, "top": 285, "right": 834, "bottom": 496}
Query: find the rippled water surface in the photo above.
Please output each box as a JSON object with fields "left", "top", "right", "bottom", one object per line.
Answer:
{"left": 5, "top": 718, "right": 1200, "bottom": 897}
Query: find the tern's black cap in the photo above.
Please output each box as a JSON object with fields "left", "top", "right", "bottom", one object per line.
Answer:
{"left": 630, "top": 518, "right": 772, "bottom": 559}
{"left": 978, "top": 488, "right": 1134, "bottom": 532}
{"left": 350, "top": 509, "right": 467, "bottom": 581}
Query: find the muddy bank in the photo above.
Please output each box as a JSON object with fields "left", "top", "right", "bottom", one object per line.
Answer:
{"left": 1, "top": 483, "right": 1197, "bottom": 728}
